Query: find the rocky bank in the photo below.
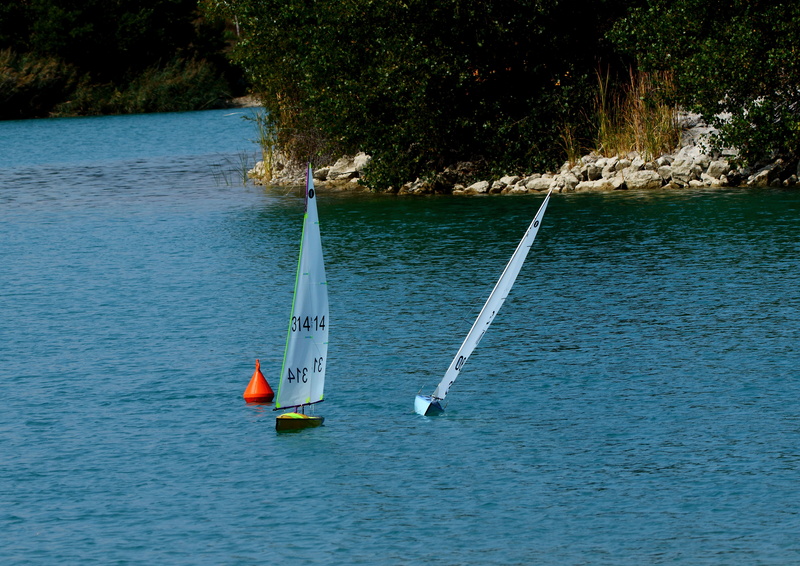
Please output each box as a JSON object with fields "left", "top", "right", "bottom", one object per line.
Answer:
{"left": 248, "top": 114, "right": 799, "bottom": 194}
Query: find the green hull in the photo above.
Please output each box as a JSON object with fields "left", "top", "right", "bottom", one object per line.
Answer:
{"left": 276, "top": 412, "right": 324, "bottom": 432}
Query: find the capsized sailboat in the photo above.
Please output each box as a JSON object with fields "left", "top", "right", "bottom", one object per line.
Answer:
{"left": 274, "top": 165, "right": 329, "bottom": 432}
{"left": 414, "top": 189, "right": 552, "bottom": 416}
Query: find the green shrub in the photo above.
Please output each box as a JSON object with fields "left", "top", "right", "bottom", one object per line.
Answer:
{"left": 1, "top": 1, "right": 239, "bottom": 120}
{"left": 0, "top": 49, "right": 78, "bottom": 119}
{"left": 120, "top": 58, "right": 230, "bottom": 113}
{"left": 206, "top": 0, "right": 631, "bottom": 190}
{"left": 613, "top": 0, "right": 800, "bottom": 165}
{"left": 54, "top": 58, "right": 229, "bottom": 116}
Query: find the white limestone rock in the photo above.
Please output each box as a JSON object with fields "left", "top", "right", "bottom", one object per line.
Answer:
{"left": 624, "top": 170, "right": 663, "bottom": 190}
{"left": 705, "top": 160, "right": 730, "bottom": 179}
{"left": 465, "top": 180, "right": 491, "bottom": 194}
{"left": 575, "top": 179, "right": 616, "bottom": 192}
{"left": 328, "top": 155, "right": 360, "bottom": 180}
{"left": 526, "top": 176, "right": 554, "bottom": 191}
{"left": 353, "top": 152, "right": 371, "bottom": 172}
{"left": 748, "top": 161, "right": 782, "bottom": 187}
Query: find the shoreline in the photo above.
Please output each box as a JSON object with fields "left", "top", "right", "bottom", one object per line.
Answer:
{"left": 248, "top": 114, "right": 800, "bottom": 194}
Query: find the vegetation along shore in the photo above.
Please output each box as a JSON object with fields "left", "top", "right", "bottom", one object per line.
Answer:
{"left": 211, "top": 0, "right": 799, "bottom": 194}
{"left": 0, "top": 2, "right": 244, "bottom": 118}
{"left": 248, "top": 112, "right": 799, "bottom": 194}
{"left": 3, "top": 1, "right": 798, "bottom": 190}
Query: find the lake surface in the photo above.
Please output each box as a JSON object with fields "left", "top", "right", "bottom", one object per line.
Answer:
{"left": 1, "top": 110, "right": 799, "bottom": 565}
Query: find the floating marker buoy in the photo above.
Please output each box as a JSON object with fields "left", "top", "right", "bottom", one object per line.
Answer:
{"left": 243, "top": 359, "right": 274, "bottom": 403}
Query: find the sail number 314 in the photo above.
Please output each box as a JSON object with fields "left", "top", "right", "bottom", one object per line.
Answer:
{"left": 291, "top": 315, "right": 326, "bottom": 332}
{"left": 287, "top": 357, "right": 324, "bottom": 383}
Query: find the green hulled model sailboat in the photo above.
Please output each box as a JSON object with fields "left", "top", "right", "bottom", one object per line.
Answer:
{"left": 274, "top": 165, "right": 329, "bottom": 432}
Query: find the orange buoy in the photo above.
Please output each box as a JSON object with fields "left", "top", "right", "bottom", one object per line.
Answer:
{"left": 243, "top": 359, "right": 274, "bottom": 403}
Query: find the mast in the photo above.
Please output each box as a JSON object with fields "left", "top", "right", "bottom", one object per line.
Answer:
{"left": 274, "top": 165, "right": 329, "bottom": 410}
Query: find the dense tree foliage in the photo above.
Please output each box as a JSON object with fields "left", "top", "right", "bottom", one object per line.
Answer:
{"left": 206, "top": 0, "right": 633, "bottom": 189}
{"left": 4, "top": 0, "right": 794, "bottom": 178}
{"left": 613, "top": 0, "right": 800, "bottom": 166}
{"left": 0, "top": 0, "right": 239, "bottom": 119}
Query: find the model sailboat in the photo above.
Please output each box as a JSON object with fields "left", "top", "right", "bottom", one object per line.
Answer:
{"left": 274, "top": 165, "right": 330, "bottom": 432}
{"left": 414, "top": 189, "right": 552, "bottom": 416}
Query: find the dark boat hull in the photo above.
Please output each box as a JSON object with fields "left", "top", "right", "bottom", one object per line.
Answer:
{"left": 276, "top": 413, "right": 324, "bottom": 432}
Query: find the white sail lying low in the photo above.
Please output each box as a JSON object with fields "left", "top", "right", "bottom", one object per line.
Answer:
{"left": 414, "top": 189, "right": 552, "bottom": 416}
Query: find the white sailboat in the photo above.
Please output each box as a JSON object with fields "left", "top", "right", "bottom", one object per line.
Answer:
{"left": 414, "top": 189, "right": 553, "bottom": 416}
{"left": 274, "top": 164, "right": 330, "bottom": 432}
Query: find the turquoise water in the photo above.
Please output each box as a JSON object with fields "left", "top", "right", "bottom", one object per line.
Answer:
{"left": 2, "top": 111, "right": 799, "bottom": 564}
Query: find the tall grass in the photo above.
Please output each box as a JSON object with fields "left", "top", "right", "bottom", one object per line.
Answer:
{"left": 244, "top": 101, "right": 340, "bottom": 183}
{"left": 210, "top": 151, "right": 259, "bottom": 186}
{"left": 244, "top": 109, "right": 278, "bottom": 181}
{"left": 560, "top": 122, "right": 583, "bottom": 167}
{"left": 272, "top": 99, "right": 340, "bottom": 168}
{"left": 593, "top": 69, "right": 681, "bottom": 160}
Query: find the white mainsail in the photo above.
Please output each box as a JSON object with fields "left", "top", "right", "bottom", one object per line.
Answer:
{"left": 417, "top": 189, "right": 552, "bottom": 414}
{"left": 275, "top": 166, "right": 329, "bottom": 410}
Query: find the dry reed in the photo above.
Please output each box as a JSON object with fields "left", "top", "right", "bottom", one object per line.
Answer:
{"left": 593, "top": 69, "right": 681, "bottom": 160}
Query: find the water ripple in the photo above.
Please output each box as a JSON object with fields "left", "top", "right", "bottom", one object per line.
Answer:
{"left": 2, "top": 115, "right": 800, "bottom": 564}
